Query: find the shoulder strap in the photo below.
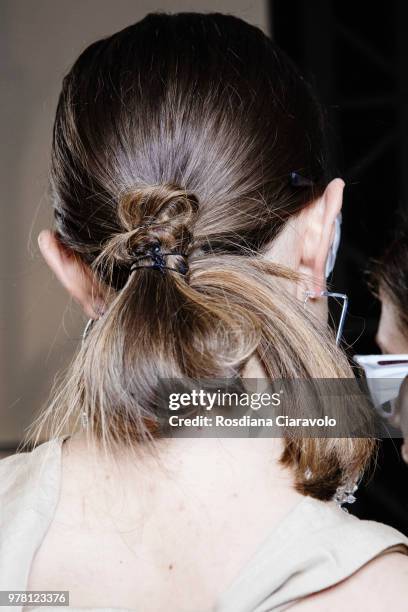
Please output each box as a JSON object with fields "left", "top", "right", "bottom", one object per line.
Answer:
{"left": 217, "top": 496, "right": 408, "bottom": 612}
{"left": 0, "top": 438, "right": 63, "bottom": 594}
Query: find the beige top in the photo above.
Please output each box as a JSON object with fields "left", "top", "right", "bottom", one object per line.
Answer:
{"left": 0, "top": 437, "right": 408, "bottom": 612}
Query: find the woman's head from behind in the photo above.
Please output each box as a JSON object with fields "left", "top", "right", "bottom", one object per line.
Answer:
{"left": 36, "top": 12, "right": 373, "bottom": 499}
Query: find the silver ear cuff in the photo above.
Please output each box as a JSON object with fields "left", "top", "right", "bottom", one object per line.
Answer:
{"left": 80, "top": 318, "right": 97, "bottom": 429}
{"left": 304, "top": 290, "right": 349, "bottom": 345}
{"left": 82, "top": 317, "right": 95, "bottom": 345}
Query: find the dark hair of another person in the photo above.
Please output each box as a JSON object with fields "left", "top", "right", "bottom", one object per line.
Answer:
{"left": 372, "top": 224, "right": 408, "bottom": 336}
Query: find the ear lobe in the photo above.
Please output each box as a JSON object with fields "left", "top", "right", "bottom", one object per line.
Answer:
{"left": 38, "top": 229, "right": 106, "bottom": 319}
{"left": 299, "top": 178, "right": 344, "bottom": 295}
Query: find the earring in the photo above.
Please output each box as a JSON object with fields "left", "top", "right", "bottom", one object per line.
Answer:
{"left": 304, "top": 290, "right": 348, "bottom": 345}
{"left": 82, "top": 300, "right": 106, "bottom": 345}
{"left": 333, "top": 479, "right": 359, "bottom": 512}
{"left": 82, "top": 317, "right": 95, "bottom": 345}
{"left": 81, "top": 314, "right": 102, "bottom": 430}
{"left": 80, "top": 321, "right": 93, "bottom": 430}
{"left": 305, "top": 467, "right": 359, "bottom": 511}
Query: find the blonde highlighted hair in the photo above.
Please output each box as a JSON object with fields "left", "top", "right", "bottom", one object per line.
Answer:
{"left": 27, "top": 12, "right": 375, "bottom": 499}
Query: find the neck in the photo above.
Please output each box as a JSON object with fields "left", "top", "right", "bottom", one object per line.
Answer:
{"left": 62, "top": 432, "right": 304, "bottom": 530}
{"left": 66, "top": 352, "right": 295, "bottom": 505}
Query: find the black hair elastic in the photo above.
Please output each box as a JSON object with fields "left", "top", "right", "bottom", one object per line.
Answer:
{"left": 129, "top": 244, "right": 189, "bottom": 276}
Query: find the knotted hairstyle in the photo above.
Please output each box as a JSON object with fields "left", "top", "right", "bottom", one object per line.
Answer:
{"left": 28, "top": 12, "right": 375, "bottom": 500}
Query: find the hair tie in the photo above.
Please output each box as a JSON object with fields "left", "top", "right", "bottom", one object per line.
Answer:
{"left": 129, "top": 243, "right": 188, "bottom": 276}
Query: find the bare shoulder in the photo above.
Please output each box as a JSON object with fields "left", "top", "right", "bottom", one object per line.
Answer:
{"left": 291, "top": 550, "right": 408, "bottom": 611}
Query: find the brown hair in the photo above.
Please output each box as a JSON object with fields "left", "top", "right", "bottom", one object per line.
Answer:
{"left": 29, "top": 12, "right": 375, "bottom": 499}
{"left": 371, "top": 223, "right": 408, "bottom": 337}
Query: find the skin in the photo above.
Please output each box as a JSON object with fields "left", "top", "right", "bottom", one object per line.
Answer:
{"left": 377, "top": 289, "right": 408, "bottom": 463}
{"left": 31, "top": 178, "right": 408, "bottom": 610}
{"left": 376, "top": 289, "right": 408, "bottom": 355}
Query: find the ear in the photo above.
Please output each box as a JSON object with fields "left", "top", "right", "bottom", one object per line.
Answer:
{"left": 298, "top": 178, "right": 344, "bottom": 296}
{"left": 38, "top": 229, "right": 106, "bottom": 319}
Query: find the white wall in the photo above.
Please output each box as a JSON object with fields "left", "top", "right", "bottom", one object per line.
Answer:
{"left": 0, "top": 1, "right": 269, "bottom": 444}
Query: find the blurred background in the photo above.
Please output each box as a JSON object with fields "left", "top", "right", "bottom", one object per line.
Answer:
{"left": 1, "top": 0, "right": 407, "bottom": 532}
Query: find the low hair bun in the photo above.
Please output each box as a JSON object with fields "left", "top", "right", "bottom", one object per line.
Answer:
{"left": 99, "top": 183, "right": 199, "bottom": 271}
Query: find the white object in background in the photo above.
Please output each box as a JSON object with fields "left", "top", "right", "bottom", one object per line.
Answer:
{"left": 353, "top": 354, "right": 408, "bottom": 418}
{"left": 325, "top": 213, "right": 342, "bottom": 278}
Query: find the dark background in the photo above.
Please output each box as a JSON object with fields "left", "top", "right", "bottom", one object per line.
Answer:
{"left": 269, "top": 0, "right": 408, "bottom": 533}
